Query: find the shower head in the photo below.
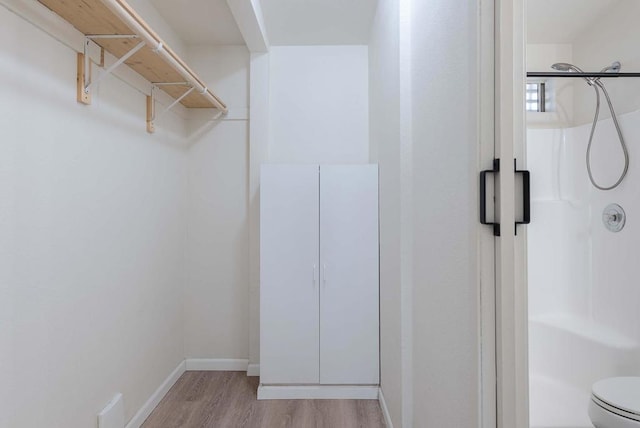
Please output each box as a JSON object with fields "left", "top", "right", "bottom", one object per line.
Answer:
{"left": 601, "top": 61, "right": 622, "bottom": 73}
{"left": 551, "top": 62, "right": 594, "bottom": 85}
{"left": 551, "top": 60, "right": 630, "bottom": 190}
{"left": 551, "top": 62, "right": 584, "bottom": 73}
{"left": 551, "top": 61, "right": 622, "bottom": 74}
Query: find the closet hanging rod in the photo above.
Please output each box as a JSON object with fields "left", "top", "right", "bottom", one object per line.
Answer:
{"left": 528, "top": 72, "right": 640, "bottom": 78}
{"left": 99, "top": 0, "right": 227, "bottom": 113}
{"left": 86, "top": 34, "right": 138, "bottom": 39}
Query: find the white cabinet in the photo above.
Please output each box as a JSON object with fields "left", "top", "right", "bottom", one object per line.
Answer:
{"left": 259, "top": 164, "right": 379, "bottom": 398}
{"left": 319, "top": 165, "right": 379, "bottom": 385}
{"left": 259, "top": 165, "right": 320, "bottom": 384}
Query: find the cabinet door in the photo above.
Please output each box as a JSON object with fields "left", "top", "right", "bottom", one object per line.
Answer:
{"left": 260, "top": 165, "right": 320, "bottom": 384}
{"left": 319, "top": 165, "right": 379, "bottom": 385}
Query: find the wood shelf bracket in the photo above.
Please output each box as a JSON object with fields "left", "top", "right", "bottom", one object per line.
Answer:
{"left": 146, "top": 83, "right": 194, "bottom": 133}
{"left": 146, "top": 92, "right": 155, "bottom": 134}
{"left": 77, "top": 35, "right": 142, "bottom": 105}
{"left": 77, "top": 50, "right": 91, "bottom": 105}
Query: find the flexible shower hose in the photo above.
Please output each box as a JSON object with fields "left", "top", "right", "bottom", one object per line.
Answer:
{"left": 585, "top": 79, "right": 629, "bottom": 190}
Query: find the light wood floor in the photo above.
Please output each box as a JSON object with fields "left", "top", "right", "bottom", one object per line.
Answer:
{"left": 141, "top": 371, "right": 386, "bottom": 428}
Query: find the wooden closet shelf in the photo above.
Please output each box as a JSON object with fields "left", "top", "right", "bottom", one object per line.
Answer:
{"left": 37, "top": 0, "right": 227, "bottom": 111}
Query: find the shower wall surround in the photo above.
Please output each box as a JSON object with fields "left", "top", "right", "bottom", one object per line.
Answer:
{"left": 580, "top": 112, "right": 640, "bottom": 341}
{"left": 527, "top": 109, "right": 640, "bottom": 342}
{"left": 527, "top": 128, "right": 590, "bottom": 320}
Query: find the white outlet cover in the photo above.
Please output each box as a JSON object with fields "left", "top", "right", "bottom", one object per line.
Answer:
{"left": 98, "top": 393, "right": 124, "bottom": 428}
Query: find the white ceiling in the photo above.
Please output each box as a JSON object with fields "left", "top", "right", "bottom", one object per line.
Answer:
{"left": 259, "top": 0, "right": 378, "bottom": 45}
{"left": 149, "top": 0, "right": 378, "bottom": 47}
{"left": 149, "top": 0, "right": 245, "bottom": 45}
{"left": 148, "top": 0, "right": 622, "bottom": 48}
{"left": 527, "top": 0, "right": 621, "bottom": 43}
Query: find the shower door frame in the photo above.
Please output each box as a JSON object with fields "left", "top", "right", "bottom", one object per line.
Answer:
{"left": 493, "top": 0, "right": 530, "bottom": 427}
{"left": 478, "top": 0, "right": 499, "bottom": 427}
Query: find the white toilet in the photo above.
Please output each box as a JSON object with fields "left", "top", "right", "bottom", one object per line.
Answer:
{"left": 589, "top": 377, "right": 640, "bottom": 428}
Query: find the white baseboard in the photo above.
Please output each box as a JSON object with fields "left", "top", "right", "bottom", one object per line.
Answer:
{"left": 257, "top": 384, "right": 379, "bottom": 400}
{"left": 185, "top": 358, "right": 249, "bottom": 371}
{"left": 378, "top": 388, "right": 394, "bottom": 428}
{"left": 247, "top": 364, "right": 260, "bottom": 377}
{"left": 125, "top": 361, "right": 186, "bottom": 428}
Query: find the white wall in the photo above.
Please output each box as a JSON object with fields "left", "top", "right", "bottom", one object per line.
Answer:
{"left": 368, "top": 0, "right": 482, "bottom": 426}
{"left": 0, "top": 4, "right": 188, "bottom": 427}
{"left": 368, "top": 0, "right": 403, "bottom": 426}
{"left": 410, "top": 0, "right": 480, "bottom": 426}
{"left": 269, "top": 46, "right": 369, "bottom": 164}
{"left": 247, "top": 52, "right": 270, "bottom": 369}
{"left": 572, "top": 0, "right": 640, "bottom": 125}
{"left": 184, "top": 46, "right": 250, "bottom": 359}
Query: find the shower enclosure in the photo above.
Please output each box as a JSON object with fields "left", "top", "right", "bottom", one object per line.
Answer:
{"left": 526, "top": 1, "right": 640, "bottom": 426}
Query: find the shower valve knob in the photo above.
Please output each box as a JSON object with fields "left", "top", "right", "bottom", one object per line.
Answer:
{"left": 602, "top": 204, "right": 626, "bottom": 232}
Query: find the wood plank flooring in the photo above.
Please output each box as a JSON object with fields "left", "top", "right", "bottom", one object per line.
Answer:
{"left": 142, "top": 371, "right": 386, "bottom": 428}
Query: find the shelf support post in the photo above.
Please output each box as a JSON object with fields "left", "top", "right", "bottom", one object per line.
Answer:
{"left": 147, "top": 87, "right": 155, "bottom": 134}
{"left": 77, "top": 38, "right": 91, "bottom": 104}
{"left": 77, "top": 52, "right": 91, "bottom": 104}
{"left": 146, "top": 83, "right": 194, "bottom": 133}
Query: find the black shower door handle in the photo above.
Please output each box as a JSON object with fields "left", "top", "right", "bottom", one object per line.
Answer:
{"left": 515, "top": 163, "right": 531, "bottom": 231}
{"left": 480, "top": 159, "right": 500, "bottom": 236}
